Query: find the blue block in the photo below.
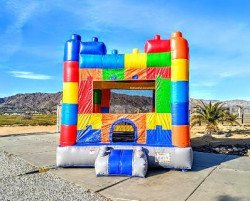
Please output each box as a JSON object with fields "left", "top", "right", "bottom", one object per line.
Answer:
{"left": 101, "top": 107, "right": 109, "bottom": 113}
{"left": 79, "top": 54, "right": 103, "bottom": 68}
{"left": 64, "top": 34, "right": 81, "bottom": 61}
{"left": 102, "top": 54, "right": 124, "bottom": 69}
{"left": 77, "top": 126, "right": 101, "bottom": 143}
{"left": 146, "top": 126, "right": 172, "bottom": 146}
{"left": 171, "top": 81, "right": 189, "bottom": 103}
{"left": 61, "top": 103, "right": 78, "bottom": 125}
{"left": 108, "top": 149, "right": 133, "bottom": 176}
{"left": 80, "top": 37, "right": 107, "bottom": 55}
{"left": 80, "top": 54, "right": 125, "bottom": 69}
{"left": 172, "top": 102, "right": 189, "bottom": 125}
{"left": 71, "top": 34, "right": 81, "bottom": 41}
{"left": 132, "top": 75, "right": 139, "bottom": 80}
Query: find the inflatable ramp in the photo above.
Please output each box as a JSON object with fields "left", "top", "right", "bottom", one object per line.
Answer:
{"left": 95, "top": 147, "right": 148, "bottom": 177}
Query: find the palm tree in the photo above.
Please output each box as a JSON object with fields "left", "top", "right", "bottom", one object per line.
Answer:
{"left": 191, "top": 101, "right": 239, "bottom": 135}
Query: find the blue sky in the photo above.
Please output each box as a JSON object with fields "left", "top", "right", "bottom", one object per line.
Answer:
{"left": 0, "top": 0, "right": 250, "bottom": 100}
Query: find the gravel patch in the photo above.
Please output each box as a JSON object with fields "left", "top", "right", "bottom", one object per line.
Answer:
{"left": 0, "top": 151, "right": 37, "bottom": 178}
{"left": 0, "top": 151, "right": 108, "bottom": 201}
{"left": 0, "top": 172, "right": 108, "bottom": 201}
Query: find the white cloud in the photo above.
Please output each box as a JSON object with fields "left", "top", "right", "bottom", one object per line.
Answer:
{"left": 2, "top": 1, "right": 250, "bottom": 59}
{"left": 9, "top": 71, "right": 52, "bottom": 80}
{"left": 192, "top": 54, "right": 250, "bottom": 77}
{"left": 191, "top": 81, "right": 218, "bottom": 88}
{"left": 1, "top": 0, "right": 250, "bottom": 100}
{"left": 57, "top": 0, "right": 250, "bottom": 61}
{"left": 219, "top": 72, "right": 235, "bottom": 78}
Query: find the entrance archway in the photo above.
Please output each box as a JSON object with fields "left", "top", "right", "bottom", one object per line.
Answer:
{"left": 110, "top": 118, "right": 137, "bottom": 142}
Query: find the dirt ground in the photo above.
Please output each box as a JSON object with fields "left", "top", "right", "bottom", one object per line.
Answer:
{"left": 0, "top": 125, "right": 57, "bottom": 136}
{"left": 0, "top": 124, "right": 249, "bottom": 156}
{"left": 191, "top": 125, "right": 250, "bottom": 156}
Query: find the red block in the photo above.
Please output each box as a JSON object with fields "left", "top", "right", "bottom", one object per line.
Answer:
{"left": 101, "top": 89, "right": 111, "bottom": 107}
{"left": 144, "top": 35, "right": 171, "bottom": 53}
{"left": 78, "top": 77, "right": 93, "bottom": 113}
{"left": 60, "top": 125, "right": 77, "bottom": 146}
{"left": 63, "top": 61, "right": 79, "bottom": 82}
{"left": 93, "top": 103, "right": 101, "bottom": 113}
{"left": 146, "top": 67, "right": 171, "bottom": 80}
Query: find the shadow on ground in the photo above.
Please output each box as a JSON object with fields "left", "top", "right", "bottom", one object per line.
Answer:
{"left": 217, "top": 195, "right": 249, "bottom": 201}
{"left": 141, "top": 150, "right": 241, "bottom": 177}
{"left": 191, "top": 135, "right": 250, "bottom": 156}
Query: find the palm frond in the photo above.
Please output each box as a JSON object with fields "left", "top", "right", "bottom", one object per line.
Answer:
{"left": 191, "top": 100, "right": 241, "bottom": 134}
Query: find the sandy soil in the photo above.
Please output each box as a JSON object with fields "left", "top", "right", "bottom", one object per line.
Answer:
{"left": 191, "top": 125, "right": 250, "bottom": 139}
{"left": 0, "top": 124, "right": 249, "bottom": 156}
{"left": 191, "top": 125, "right": 250, "bottom": 156}
{"left": 0, "top": 124, "right": 249, "bottom": 139}
{"left": 0, "top": 125, "right": 57, "bottom": 136}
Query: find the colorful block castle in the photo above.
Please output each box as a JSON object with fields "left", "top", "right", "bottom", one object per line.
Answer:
{"left": 57, "top": 32, "right": 192, "bottom": 176}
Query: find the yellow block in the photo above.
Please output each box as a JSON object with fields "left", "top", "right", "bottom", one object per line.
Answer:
{"left": 146, "top": 113, "right": 171, "bottom": 130}
{"left": 63, "top": 82, "right": 78, "bottom": 104}
{"left": 157, "top": 113, "right": 171, "bottom": 130}
{"left": 146, "top": 113, "right": 156, "bottom": 129}
{"left": 77, "top": 114, "right": 102, "bottom": 130}
{"left": 125, "top": 48, "right": 147, "bottom": 69}
{"left": 171, "top": 59, "right": 189, "bottom": 81}
{"left": 114, "top": 125, "right": 134, "bottom": 132}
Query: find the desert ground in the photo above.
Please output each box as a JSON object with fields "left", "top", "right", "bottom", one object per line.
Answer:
{"left": 191, "top": 125, "right": 250, "bottom": 156}
{"left": 0, "top": 125, "right": 57, "bottom": 136}
{"left": 0, "top": 124, "right": 249, "bottom": 156}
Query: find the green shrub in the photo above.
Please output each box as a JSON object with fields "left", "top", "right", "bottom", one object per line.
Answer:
{"left": 0, "top": 114, "right": 57, "bottom": 126}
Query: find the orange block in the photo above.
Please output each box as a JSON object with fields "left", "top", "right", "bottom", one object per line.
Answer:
{"left": 125, "top": 68, "right": 147, "bottom": 80}
{"left": 172, "top": 125, "right": 190, "bottom": 147}
{"left": 80, "top": 69, "right": 102, "bottom": 81}
{"left": 170, "top": 32, "right": 189, "bottom": 60}
{"left": 101, "top": 114, "right": 120, "bottom": 143}
{"left": 136, "top": 114, "right": 146, "bottom": 144}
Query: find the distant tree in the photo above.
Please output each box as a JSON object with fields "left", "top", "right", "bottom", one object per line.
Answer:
{"left": 191, "top": 101, "right": 240, "bottom": 135}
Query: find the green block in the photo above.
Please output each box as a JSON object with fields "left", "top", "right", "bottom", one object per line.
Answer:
{"left": 93, "top": 90, "right": 102, "bottom": 104}
{"left": 103, "top": 69, "right": 124, "bottom": 80}
{"left": 156, "top": 76, "right": 171, "bottom": 113}
{"left": 147, "top": 52, "right": 171, "bottom": 67}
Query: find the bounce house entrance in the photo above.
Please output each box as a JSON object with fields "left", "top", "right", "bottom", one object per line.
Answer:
{"left": 111, "top": 119, "right": 137, "bottom": 142}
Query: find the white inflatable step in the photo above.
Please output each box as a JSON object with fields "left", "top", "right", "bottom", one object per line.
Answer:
{"left": 95, "top": 147, "right": 148, "bottom": 177}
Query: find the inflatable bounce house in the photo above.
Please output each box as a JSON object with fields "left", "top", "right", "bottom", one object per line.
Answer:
{"left": 57, "top": 32, "right": 192, "bottom": 177}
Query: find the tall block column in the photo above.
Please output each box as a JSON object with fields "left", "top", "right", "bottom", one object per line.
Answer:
{"left": 60, "top": 34, "right": 81, "bottom": 146}
{"left": 170, "top": 32, "right": 190, "bottom": 148}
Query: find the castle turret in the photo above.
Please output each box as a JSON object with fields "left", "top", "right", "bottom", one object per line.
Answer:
{"left": 170, "top": 31, "right": 190, "bottom": 148}
{"left": 60, "top": 34, "right": 81, "bottom": 146}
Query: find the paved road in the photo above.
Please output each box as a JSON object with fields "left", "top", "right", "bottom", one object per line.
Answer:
{"left": 0, "top": 133, "right": 249, "bottom": 201}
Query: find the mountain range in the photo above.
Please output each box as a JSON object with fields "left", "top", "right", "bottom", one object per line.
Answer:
{"left": 0, "top": 92, "right": 250, "bottom": 114}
